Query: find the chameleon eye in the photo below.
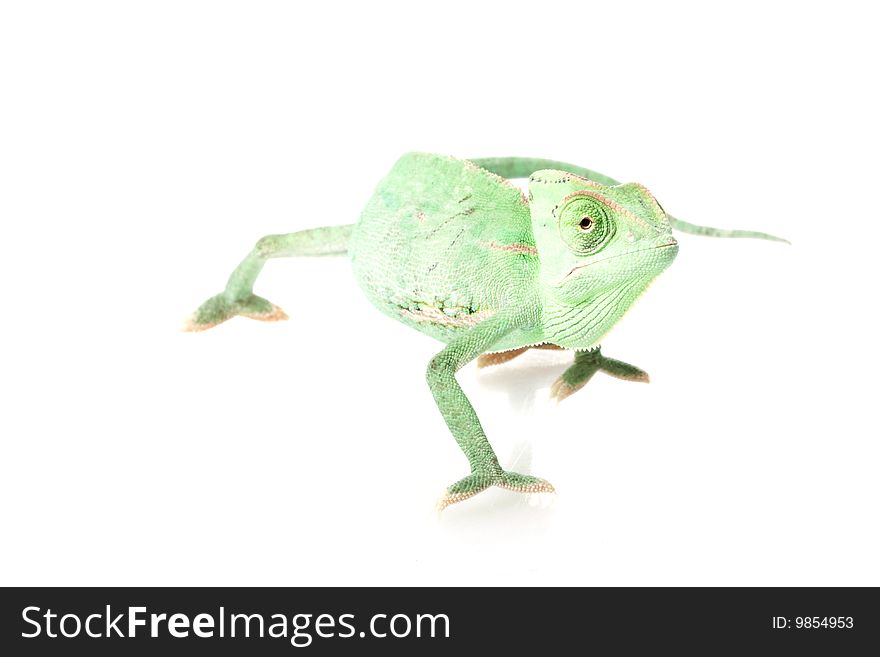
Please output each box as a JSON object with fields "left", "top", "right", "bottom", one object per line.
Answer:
{"left": 557, "top": 194, "right": 616, "bottom": 256}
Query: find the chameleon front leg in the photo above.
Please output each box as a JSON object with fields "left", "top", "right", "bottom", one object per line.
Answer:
{"left": 185, "top": 225, "right": 353, "bottom": 331}
{"left": 550, "top": 346, "right": 649, "bottom": 402}
{"left": 428, "top": 313, "right": 555, "bottom": 510}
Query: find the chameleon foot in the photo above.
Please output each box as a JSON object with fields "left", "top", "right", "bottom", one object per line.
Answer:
{"left": 476, "top": 343, "right": 564, "bottom": 368}
{"left": 184, "top": 293, "right": 288, "bottom": 332}
{"left": 476, "top": 347, "right": 529, "bottom": 368}
{"left": 550, "top": 346, "right": 649, "bottom": 402}
{"left": 436, "top": 470, "right": 555, "bottom": 511}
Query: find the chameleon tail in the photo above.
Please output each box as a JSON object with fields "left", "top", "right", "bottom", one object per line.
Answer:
{"left": 665, "top": 216, "right": 789, "bottom": 243}
{"left": 470, "top": 156, "right": 789, "bottom": 244}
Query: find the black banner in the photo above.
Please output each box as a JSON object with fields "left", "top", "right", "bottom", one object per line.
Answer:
{"left": 1, "top": 587, "right": 877, "bottom": 655}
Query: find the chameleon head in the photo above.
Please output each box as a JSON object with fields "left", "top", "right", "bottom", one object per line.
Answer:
{"left": 528, "top": 170, "right": 678, "bottom": 309}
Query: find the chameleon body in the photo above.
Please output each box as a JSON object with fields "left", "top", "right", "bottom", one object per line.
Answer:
{"left": 186, "top": 153, "right": 786, "bottom": 509}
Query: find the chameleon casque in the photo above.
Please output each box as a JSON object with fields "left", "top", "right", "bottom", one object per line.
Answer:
{"left": 186, "top": 153, "right": 786, "bottom": 510}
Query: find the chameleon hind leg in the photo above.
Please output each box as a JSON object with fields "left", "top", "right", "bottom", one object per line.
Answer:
{"left": 428, "top": 313, "right": 555, "bottom": 511}
{"left": 476, "top": 343, "right": 563, "bottom": 368}
{"left": 184, "top": 225, "right": 353, "bottom": 331}
{"left": 550, "top": 346, "right": 649, "bottom": 402}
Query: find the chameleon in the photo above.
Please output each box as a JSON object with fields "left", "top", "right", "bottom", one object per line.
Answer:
{"left": 185, "top": 153, "right": 787, "bottom": 510}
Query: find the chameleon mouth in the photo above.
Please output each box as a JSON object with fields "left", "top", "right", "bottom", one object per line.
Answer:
{"left": 556, "top": 241, "right": 678, "bottom": 286}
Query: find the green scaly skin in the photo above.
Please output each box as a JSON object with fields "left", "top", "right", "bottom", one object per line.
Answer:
{"left": 186, "top": 153, "right": 787, "bottom": 510}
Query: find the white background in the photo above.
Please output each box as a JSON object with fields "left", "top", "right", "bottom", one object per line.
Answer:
{"left": 1, "top": 1, "right": 877, "bottom": 586}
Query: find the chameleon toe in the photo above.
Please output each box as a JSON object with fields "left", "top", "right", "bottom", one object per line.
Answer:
{"left": 184, "top": 293, "right": 287, "bottom": 331}
{"left": 436, "top": 471, "right": 555, "bottom": 511}
{"left": 549, "top": 378, "right": 584, "bottom": 403}
{"left": 497, "top": 471, "right": 555, "bottom": 495}
{"left": 436, "top": 473, "right": 496, "bottom": 511}
{"left": 184, "top": 294, "right": 236, "bottom": 332}
{"left": 599, "top": 356, "right": 650, "bottom": 383}
{"left": 550, "top": 347, "right": 649, "bottom": 401}
{"left": 240, "top": 303, "right": 288, "bottom": 323}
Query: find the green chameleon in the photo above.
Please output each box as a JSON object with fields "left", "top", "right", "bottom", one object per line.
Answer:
{"left": 186, "top": 153, "right": 786, "bottom": 510}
